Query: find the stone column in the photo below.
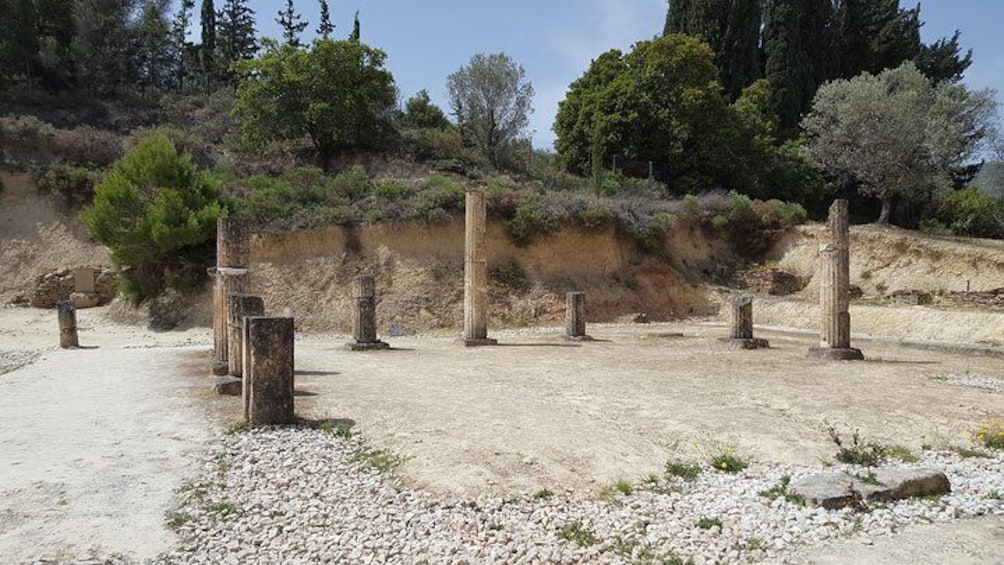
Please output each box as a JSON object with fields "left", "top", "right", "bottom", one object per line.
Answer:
{"left": 346, "top": 275, "right": 389, "bottom": 351}
{"left": 212, "top": 218, "right": 252, "bottom": 375}
{"left": 809, "top": 200, "right": 863, "bottom": 360}
{"left": 462, "top": 186, "right": 496, "bottom": 346}
{"left": 244, "top": 317, "right": 295, "bottom": 425}
{"left": 56, "top": 300, "right": 79, "bottom": 348}
{"left": 564, "top": 292, "right": 593, "bottom": 341}
{"left": 228, "top": 294, "right": 265, "bottom": 376}
{"left": 718, "top": 294, "right": 769, "bottom": 349}
{"left": 212, "top": 268, "right": 249, "bottom": 374}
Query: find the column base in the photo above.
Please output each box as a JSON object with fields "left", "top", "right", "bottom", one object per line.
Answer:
{"left": 807, "top": 347, "right": 864, "bottom": 360}
{"left": 213, "top": 376, "right": 242, "bottom": 396}
{"left": 564, "top": 334, "right": 595, "bottom": 342}
{"left": 458, "top": 337, "right": 499, "bottom": 347}
{"left": 718, "top": 337, "right": 770, "bottom": 350}
{"left": 345, "top": 341, "right": 391, "bottom": 351}
{"left": 211, "top": 361, "right": 230, "bottom": 376}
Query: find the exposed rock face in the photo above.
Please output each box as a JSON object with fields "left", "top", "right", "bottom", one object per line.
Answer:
{"left": 790, "top": 467, "right": 951, "bottom": 510}
{"left": 30, "top": 268, "right": 117, "bottom": 309}
{"left": 742, "top": 267, "right": 807, "bottom": 296}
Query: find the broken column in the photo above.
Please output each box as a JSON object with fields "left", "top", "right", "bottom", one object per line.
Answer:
{"left": 809, "top": 200, "right": 863, "bottom": 360}
{"left": 718, "top": 294, "right": 769, "bottom": 349}
{"left": 243, "top": 316, "right": 295, "bottom": 425}
{"left": 564, "top": 291, "right": 593, "bottom": 341}
{"left": 346, "top": 275, "right": 389, "bottom": 351}
{"left": 212, "top": 218, "right": 251, "bottom": 375}
{"left": 227, "top": 294, "right": 265, "bottom": 377}
{"left": 462, "top": 186, "right": 497, "bottom": 346}
{"left": 56, "top": 300, "right": 79, "bottom": 348}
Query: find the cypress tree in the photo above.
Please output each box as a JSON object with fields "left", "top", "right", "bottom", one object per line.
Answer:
{"left": 662, "top": 0, "right": 761, "bottom": 100}
{"left": 276, "top": 0, "right": 308, "bottom": 47}
{"left": 349, "top": 10, "right": 360, "bottom": 43}
{"left": 200, "top": 0, "right": 216, "bottom": 84}
{"left": 217, "top": 0, "right": 257, "bottom": 82}
{"left": 316, "top": 0, "right": 334, "bottom": 39}
{"left": 171, "top": 0, "right": 195, "bottom": 91}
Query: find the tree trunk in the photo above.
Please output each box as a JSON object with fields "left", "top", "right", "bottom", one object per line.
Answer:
{"left": 877, "top": 198, "right": 891, "bottom": 224}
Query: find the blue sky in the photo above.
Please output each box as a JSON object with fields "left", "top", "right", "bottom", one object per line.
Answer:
{"left": 241, "top": 0, "right": 1003, "bottom": 150}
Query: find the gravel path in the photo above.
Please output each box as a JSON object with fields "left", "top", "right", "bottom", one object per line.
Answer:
{"left": 153, "top": 426, "right": 1004, "bottom": 565}
{"left": 945, "top": 374, "right": 1004, "bottom": 393}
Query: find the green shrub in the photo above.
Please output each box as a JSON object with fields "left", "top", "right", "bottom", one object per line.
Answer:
{"left": 827, "top": 425, "right": 887, "bottom": 467}
{"left": 80, "top": 134, "right": 224, "bottom": 303}
{"left": 666, "top": 461, "right": 702, "bottom": 479}
{"left": 710, "top": 452, "right": 747, "bottom": 473}
{"left": 929, "top": 188, "right": 1004, "bottom": 239}
{"left": 508, "top": 199, "right": 554, "bottom": 246}
{"left": 329, "top": 165, "right": 374, "bottom": 202}
{"left": 54, "top": 126, "right": 123, "bottom": 167}
{"left": 0, "top": 114, "right": 56, "bottom": 147}
{"left": 35, "top": 163, "right": 96, "bottom": 205}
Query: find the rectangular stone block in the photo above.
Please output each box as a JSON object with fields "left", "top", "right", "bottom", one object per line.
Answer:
{"left": 73, "top": 268, "right": 96, "bottom": 293}
{"left": 244, "top": 317, "right": 295, "bottom": 426}
{"left": 228, "top": 294, "right": 265, "bottom": 377}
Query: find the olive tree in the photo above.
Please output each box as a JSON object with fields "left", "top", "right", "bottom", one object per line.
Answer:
{"left": 804, "top": 62, "right": 997, "bottom": 224}
{"left": 446, "top": 52, "right": 534, "bottom": 169}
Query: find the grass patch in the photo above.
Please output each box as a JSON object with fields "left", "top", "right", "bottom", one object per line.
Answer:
{"left": 350, "top": 447, "right": 403, "bottom": 473}
{"left": 850, "top": 471, "right": 884, "bottom": 486}
{"left": 954, "top": 447, "right": 991, "bottom": 458}
{"left": 695, "top": 517, "right": 723, "bottom": 530}
{"left": 225, "top": 419, "right": 250, "bottom": 435}
{"left": 757, "top": 475, "right": 805, "bottom": 505}
{"left": 532, "top": 488, "right": 554, "bottom": 500}
{"left": 747, "top": 537, "right": 766, "bottom": 550}
{"left": 987, "top": 491, "right": 1001, "bottom": 501}
{"left": 887, "top": 445, "right": 919, "bottom": 463}
{"left": 558, "top": 521, "right": 596, "bottom": 547}
{"left": 165, "top": 510, "right": 192, "bottom": 529}
{"left": 666, "top": 461, "right": 702, "bottom": 479}
{"left": 710, "top": 452, "right": 747, "bottom": 474}
{"left": 206, "top": 500, "right": 238, "bottom": 515}
{"left": 974, "top": 419, "right": 1004, "bottom": 450}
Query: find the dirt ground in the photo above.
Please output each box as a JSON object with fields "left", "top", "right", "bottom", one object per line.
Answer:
{"left": 3, "top": 305, "right": 1001, "bottom": 562}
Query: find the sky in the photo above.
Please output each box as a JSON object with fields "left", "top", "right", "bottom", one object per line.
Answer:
{"left": 241, "top": 0, "right": 1004, "bottom": 150}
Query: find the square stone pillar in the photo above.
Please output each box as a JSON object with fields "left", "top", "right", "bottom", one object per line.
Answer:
{"left": 718, "top": 294, "right": 768, "bottom": 349}
{"left": 228, "top": 294, "right": 265, "bottom": 376}
{"left": 462, "top": 186, "right": 497, "bottom": 346}
{"left": 244, "top": 317, "right": 295, "bottom": 425}
{"left": 564, "top": 291, "right": 593, "bottom": 341}
{"left": 57, "top": 300, "right": 79, "bottom": 348}
{"left": 809, "top": 200, "right": 863, "bottom": 360}
{"left": 212, "top": 268, "right": 249, "bottom": 374}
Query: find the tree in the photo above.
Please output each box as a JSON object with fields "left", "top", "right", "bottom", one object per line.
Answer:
{"left": 200, "top": 0, "right": 216, "bottom": 86}
{"left": 349, "top": 10, "right": 360, "bottom": 43}
{"left": 763, "top": 0, "right": 836, "bottom": 134}
{"left": 447, "top": 52, "right": 534, "bottom": 168}
{"left": 171, "top": 0, "right": 196, "bottom": 91}
{"left": 233, "top": 39, "right": 397, "bottom": 168}
{"left": 134, "top": 0, "right": 174, "bottom": 96}
{"left": 276, "top": 0, "right": 308, "bottom": 47}
{"left": 1, "top": 0, "right": 40, "bottom": 89}
{"left": 216, "top": 0, "right": 257, "bottom": 82}
{"left": 804, "top": 62, "right": 997, "bottom": 224}
{"left": 80, "top": 134, "right": 224, "bottom": 302}
{"left": 663, "top": 0, "right": 761, "bottom": 101}
{"left": 554, "top": 35, "right": 737, "bottom": 191}
{"left": 316, "top": 0, "right": 334, "bottom": 39}
{"left": 401, "top": 90, "right": 451, "bottom": 130}
{"left": 70, "top": 0, "right": 136, "bottom": 94}
{"left": 915, "top": 31, "right": 972, "bottom": 85}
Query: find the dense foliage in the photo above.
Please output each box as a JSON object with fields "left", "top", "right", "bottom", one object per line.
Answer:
{"left": 80, "top": 134, "right": 224, "bottom": 302}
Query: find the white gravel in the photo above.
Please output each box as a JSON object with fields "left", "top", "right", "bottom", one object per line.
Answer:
{"left": 0, "top": 349, "right": 43, "bottom": 375}
{"left": 945, "top": 374, "right": 1004, "bottom": 393}
{"left": 146, "top": 426, "right": 1004, "bottom": 565}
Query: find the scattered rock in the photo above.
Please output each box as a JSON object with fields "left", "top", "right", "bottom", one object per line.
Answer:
{"left": 213, "top": 376, "right": 242, "bottom": 396}
{"left": 30, "top": 267, "right": 117, "bottom": 309}
{"left": 888, "top": 290, "right": 934, "bottom": 306}
{"left": 741, "top": 267, "right": 807, "bottom": 296}
{"left": 791, "top": 467, "right": 950, "bottom": 510}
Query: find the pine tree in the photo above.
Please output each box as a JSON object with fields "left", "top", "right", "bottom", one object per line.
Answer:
{"left": 662, "top": 0, "right": 761, "bottom": 100}
{"left": 349, "top": 10, "right": 360, "bottom": 43}
{"left": 276, "top": 0, "right": 308, "bottom": 47}
{"left": 915, "top": 31, "right": 972, "bottom": 85}
{"left": 217, "top": 0, "right": 257, "bottom": 82}
{"left": 171, "top": 0, "right": 195, "bottom": 91}
{"left": 134, "top": 0, "right": 173, "bottom": 96}
{"left": 316, "top": 0, "right": 334, "bottom": 39}
{"left": 200, "top": 0, "right": 216, "bottom": 85}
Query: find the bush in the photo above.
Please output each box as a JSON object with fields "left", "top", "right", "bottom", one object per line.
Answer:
{"left": 35, "top": 163, "right": 97, "bottom": 205}
{"left": 0, "top": 114, "right": 56, "bottom": 147}
{"left": 54, "top": 126, "right": 123, "bottom": 167}
{"left": 928, "top": 188, "right": 1004, "bottom": 239}
{"left": 80, "top": 134, "right": 224, "bottom": 303}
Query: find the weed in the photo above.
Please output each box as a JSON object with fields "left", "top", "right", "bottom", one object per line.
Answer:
{"left": 165, "top": 510, "right": 192, "bottom": 529}
{"left": 532, "top": 488, "right": 554, "bottom": 500}
{"left": 758, "top": 475, "right": 805, "bottom": 505}
{"left": 710, "top": 453, "right": 747, "bottom": 474}
{"left": 973, "top": 419, "right": 1004, "bottom": 450}
{"left": 852, "top": 517, "right": 864, "bottom": 532}
{"left": 987, "top": 491, "right": 1001, "bottom": 501}
{"left": 350, "top": 447, "right": 403, "bottom": 473}
{"left": 954, "top": 447, "right": 991, "bottom": 458}
{"left": 615, "top": 480, "right": 634, "bottom": 496}
{"left": 206, "top": 501, "right": 238, "bottom": 515}
{"left": 558, "top": 521, "right": 596, "bottom": 547}
{"left": 666, "top": 461, "right": 702, "bottom": 479}
{"left": 661, "top": 557, "right": 695, "bottom": 565}
{"left": 643, "top": 474, "right": 661, "bottom": 487}
{"left": 828, "top": 425, "right": 886, "bottom": 467}
{"left": 488, "top": 523, "right": 505, "bottom": 531}
{"left": 225, "top": 420, "right": 250, "bottom": 435}
{"left": 851, "top": 471, "right": 884, "bottom": 486}
{"left": 746, "top": 537, "right": 766, "bottom": 550}
{"left": 887, "top": 445, "right": 919, "bottom": 463}
{"left": 610, "top": 535, "right": 636, "bottom": 556}
{"left": 695, "top": 517, "right": 723, "bottom": 530}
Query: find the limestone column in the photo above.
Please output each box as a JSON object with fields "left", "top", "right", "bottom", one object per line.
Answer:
{"left": 564, "top": 292, "right": 592, "bottom": 341}
{"left": 718, "top": 294, "right": 768, "bottom": 349}
{"left": 57, "top": 300, "right": 79, "bottom": 348}
{"left": 213, "top": 218, "right": 252, "bottom": 375}
{"left": 462, "top": 186, "right": 497, "bottom": 346}
{"left": 244, "top": 317, "right": 295, "bottom": 425}
{"left": 227, "top": 294, "right": 265, "bottom": 376}
{"left": 809, "top": 200, "right": 863, "bottom": 360}
{"left": 346, "top": 276, "right": 389, "bottom": 351}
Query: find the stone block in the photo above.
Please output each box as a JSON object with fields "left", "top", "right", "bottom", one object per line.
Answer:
{"left": 791, "top": 467, "right": 950, "bottom": 510}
